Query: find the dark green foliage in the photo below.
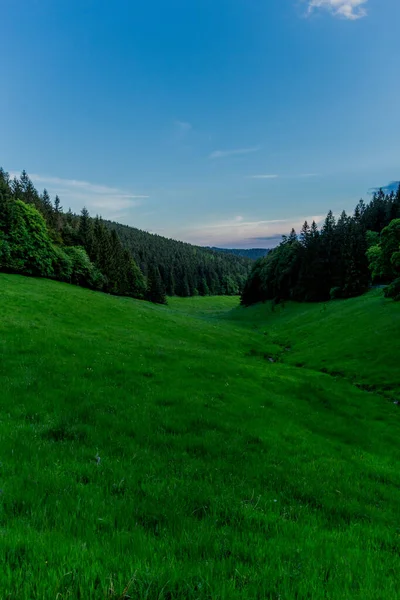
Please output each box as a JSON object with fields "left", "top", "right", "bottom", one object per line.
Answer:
{"left": 241, "top": 234, "right": 302, "bottom": 305}
{"left": 0, "top": 167, "right": 250, "bottom": 302}
{"left": 51, "top": 245, "right": 74, "bottom": 281}
{"left": 241, "top": 189, "right": 400, "bottom": 306}
{"left": 240, "top": 259, "right": 265, "bottom": 306}
{"left": 123, "top": 252, "right": 147, "bottom": 299}
{"left": 366, "top": 244, "right": 385, "bottom": 282}
{"left": 105, "top": 221, "right": 251, "bottom": 297}
{"left": 362, "top": 186, "right": 400, "bottom": 231}
{"left": 0, "top": 188, "right": 103, "bottom": 290}
{"left": 90, "top": 217, "right": 146, "bottom": 297}
{"left": 0, "top": 169, "right": 149, "bottom": 301}
{"left": 384, "top": 277, "right": 400, "bottom": 301}
{"left": 367, "top": 219, "right": 400, "bottom": 283}
{"left": 63, "top": 246, "right": 105, "bottom": 289}
{"left": 0, "top": 198, "right": 57, "bottom": 277}
{"left": 211, "top": 247, "right": 270, "bottom": 260}
{"left": 381, "top": 218, "right": 400, "bottom": 277}
{"left": 366, "top": 230, "right": 379, "bottom": 248}
{"left": 146, "top": 264, "right": 167, "bottom": 304}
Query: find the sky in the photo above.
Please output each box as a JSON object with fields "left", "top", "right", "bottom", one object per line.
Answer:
{"left": 1, "top": 0, "right": 400, "bottom": 248}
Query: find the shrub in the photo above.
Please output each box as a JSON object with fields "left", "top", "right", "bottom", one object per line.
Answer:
{"left": 0, "top": 234, "right": 11, "bottom": 268}
{"left": 384, "top": 278, "right": 400, "bottom": 301}
{"left": 0, "top": 200, "right": 56, "bottom": 277}
{"left": 51, "top": 245, "right": 73, "bottom": 282}
{"left": 64, "top": 246, "right": 105, "bottom": 289}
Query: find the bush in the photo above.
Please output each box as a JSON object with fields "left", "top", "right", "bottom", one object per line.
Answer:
{"left": 0, "top": 234, "right": 12, "bottom": 268}
{"left": 384, "top": 278, "right": 400, "bottom": 301}
{"left": 64, "top": 246, "right": 105, "bottom": 289}
{"left": 51, "top": 245, "right": 73, "bottom": 282}
{"left": 0, "top": 200, "right": 56, "bottom": 277}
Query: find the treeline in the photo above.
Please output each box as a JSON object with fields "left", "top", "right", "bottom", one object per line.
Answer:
{"left": 0, "top": 168, "right": 251, "bottom": 302}
{"left": 241, "top": 185, "right": 400, "bottom": 306}
{"left": 0, "top": 169, "right": 148, "bottom": 300}
{"left": 211, "top": 247, "right": 270, "bottom": 260}
{"left": 105, "top": 222, "right": 251, "bottom": 297}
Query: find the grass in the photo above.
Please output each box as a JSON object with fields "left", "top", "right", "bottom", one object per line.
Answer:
{"left": 0, "top": 273, "right": 399, "bottom": 599}
{"left": 223, "top": 291, "right": 400, "bottom": 399}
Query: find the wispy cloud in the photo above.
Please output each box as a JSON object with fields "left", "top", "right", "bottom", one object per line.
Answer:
{"left": 173, "top": 213, "right": 324, "bottom": 248}
{"left": 174, "top": 120, "right": 192, "bottom": 133}
{"left": 10, "top": 172, "right": 148, "bottom": 221}
{"left": 174, "top": 120, "right": 192, "bottom": 140}
{"left": 247, "top": 173, "right": 319, "bottom": 180}
{"left": 209, "top": 146, "right": 260, "bottom": 159}
{"left": 307, "top": 0, "right": 368, "bottom": 20}
{"left": 248, "top": 174, "right": 279, "bottom": 180}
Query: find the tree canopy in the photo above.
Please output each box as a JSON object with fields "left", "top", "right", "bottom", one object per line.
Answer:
{"left": 0, "top": 167, "right": 252, "bottom": 303}
{"left": 241, "top": 185, "right": 400, "bottom": 306}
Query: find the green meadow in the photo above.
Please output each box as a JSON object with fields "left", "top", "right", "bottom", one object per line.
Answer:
{"left": 0, "top": 273, "right": 399, "bottom": 599}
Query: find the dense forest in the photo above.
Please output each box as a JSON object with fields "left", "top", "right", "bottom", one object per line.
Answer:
{"left": 241, "top": 185, "right": 400, "bottom": 306}
{"left": 105, "top": 221, "right": 251, "bottom": 297}
{"left": 211, "top": 247, "right": 270, "bottom": 260}
{"left": 0, "top": 168, "right": 251, "bottom": 303}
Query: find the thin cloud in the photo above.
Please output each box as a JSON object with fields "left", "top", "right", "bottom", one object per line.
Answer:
{"left": 209, "top": 146, "right": 260, "bottom": 159}
{"left": 206, "top": 218, "right": 289, "bottom": 230}
{"left": 172, "top": 120, "right": 193, "bottom": 143}
{"left": 10, "top": 172, "right": 148, "bottom": 220}
{"left": 307, "top": 0, "right": 368, "bottom": 20}
{"left": 173, "top": 214, "right": 324, "bottom": 247}
{"left": 248, "top": 173, "right": 319, "bottom": 180}
{"left": 174, "top": 120, "right": 192, "bottom": 132}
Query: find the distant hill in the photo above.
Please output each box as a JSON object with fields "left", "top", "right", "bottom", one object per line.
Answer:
{"left": 211, "top": 247, "right": 270, "bottom": 260}
{"left": 0, "top": 167, "right": 253, "bottom": 300}
{"left": 106, "top": 221, "right": 253, "bottom": 296}
{"left": 370, "top": 181, "right": 400, "bottom": 194}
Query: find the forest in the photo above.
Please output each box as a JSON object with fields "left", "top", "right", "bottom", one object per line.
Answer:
{"left": 0, "top": 168, "right": 251, "bottom": 304}
{"left": 2, "top": 167, "right": 399, "bottom": 307}
{"left": 210, "top": 247, "right": 270, "bottom": 260}
{"left": 241, "top": 185, "right": 400, "bottom": 306}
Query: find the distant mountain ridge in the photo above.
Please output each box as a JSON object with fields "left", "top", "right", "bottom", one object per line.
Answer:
{"left": 211, "top": 247, "right": 270, "bottom": 260}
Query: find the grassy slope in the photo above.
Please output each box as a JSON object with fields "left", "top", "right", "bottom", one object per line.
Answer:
{"left": 0, "top": 274, "right": 399, "bottom": 599}
{"left": 223, "top": 291, "right": 400, "bottom": 399}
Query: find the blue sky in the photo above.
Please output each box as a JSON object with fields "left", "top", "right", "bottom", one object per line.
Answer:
{"left": 1, "top": 0, "right": 399, "bottom": 247}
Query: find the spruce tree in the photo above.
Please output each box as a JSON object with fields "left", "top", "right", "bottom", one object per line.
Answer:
{"left": 146, "top": 265, "right": 167, "bottom": 304}
{"left": 78, "top": 207, "right": 94, "bottom": 255}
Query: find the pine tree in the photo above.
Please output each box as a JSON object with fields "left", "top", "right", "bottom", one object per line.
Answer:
{"left": 0, "top": 171, "right": 14, "bottom": 239}
{"left": 78, "top": 207, "right": 93, "bottom": 254}
{"left": 53, "top": 195, "right": 63, "bottom": 232}
{"left": 300, "top": 221, "right": 311, "bottom": 247}
{"left": 146, "top": 265, "right": 167, "bottom": 304}
{"left": 40, "top": 188, "right": 54, "bottom": 226}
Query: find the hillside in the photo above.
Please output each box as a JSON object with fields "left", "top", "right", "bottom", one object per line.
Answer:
{"left": 105, "top": 219, "right": 252, "bottom": 295}
{"left": 1, "top": 274, "right": 400, "bottom": 599}
{"left": 0, "top": 168, "right": 252, "bottom": 300}
{"left": 211, "top": 247, "right": 270, "bottom": 260}
{"left": 225, "top": 290, "right": 400, "bottom": 400}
